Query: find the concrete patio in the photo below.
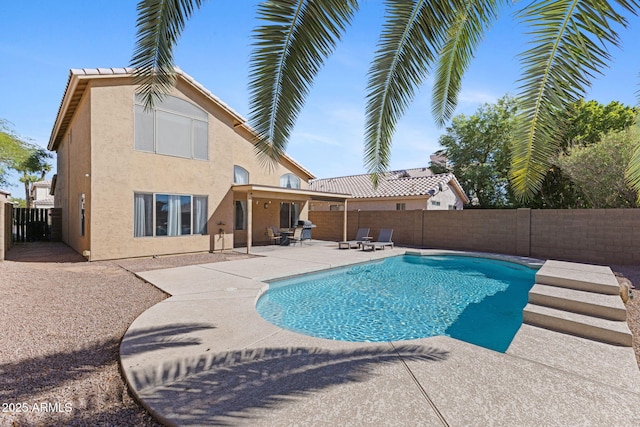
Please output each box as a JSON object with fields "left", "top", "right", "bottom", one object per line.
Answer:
{"left": 119, "top": 242, "right": 640, "bottom": 426}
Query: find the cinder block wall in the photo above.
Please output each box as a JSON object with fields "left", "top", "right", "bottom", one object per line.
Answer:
{"left": 1, "top": 203, "right": 13, "bottom": 260}
{"left": 310, "top": 208, "right": 640, "bottom": 265}
{"left": 530, "top": 209, "right": 640, "bottom": 265}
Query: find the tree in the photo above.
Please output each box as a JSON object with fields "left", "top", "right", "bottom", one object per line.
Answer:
{"left": 560, "top": 100, "right": 639, "bottom": 149}
{"left": 15, "top": 148, "right": 52, "bottom": 208}
{"left": 0, "top": 119, "right": 28, "bottom": 188}
{"left": 556, "top": 127, "right": 639, "bottom": 208}
{"left": 0, "top": 119, "right": 52, "bottom": 204}
{"left": 529, "top": 100, "right": 639, "bottom": 208}
{"left": 432, "top": 96, "right": 518, "bottom": 208}
{"left": 131, "top": 0, "right": 640, "bottom": 198}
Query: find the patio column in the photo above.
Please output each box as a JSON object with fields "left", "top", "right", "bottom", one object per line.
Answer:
{"left": 343, "top": 199, "right": 348, "bottom": 241}
{"left": 247, "top": 192, "right": 253, "bottom": 254}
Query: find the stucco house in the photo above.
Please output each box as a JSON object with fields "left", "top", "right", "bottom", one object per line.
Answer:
{"left": 47, "top": 67, "right": 348, "bottom": 261}
{"left": 30, "top": 180, "right": 54, "bottom": 208}
{"left": 0, "top": 189, "right": 10, "bottom": 205}
{"left": 309, "top": 168, "right": 469, "bottom": 211}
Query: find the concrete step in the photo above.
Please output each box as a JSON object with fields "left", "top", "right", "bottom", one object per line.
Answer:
{"left": 523, "top": 304, "right": 632, "bottom": 347}
{"left": 535, "top": 260, "right": 620, "bottom": 295}
{"left": 529, "top": 284, "right": 627, "bottom": 321}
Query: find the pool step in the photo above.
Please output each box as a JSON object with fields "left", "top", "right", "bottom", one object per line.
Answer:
{"left": 523, "top": 304, "right": 632, "bottom": 346}
{"left": 522, "top": 260, "right": 630, "bottom": 347}
{"left": 528, "top": 284, "right": 626, "bottom": 321}
{"left": 535, "top": 260, "right": 620, "bottom": 295}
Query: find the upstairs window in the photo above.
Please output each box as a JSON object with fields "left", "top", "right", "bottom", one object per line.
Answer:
{"left": 233, "top": 165, "right": 249, "bottom": 184}
{"left": 280, "top": 173, "right": 300, "bottom": 189}
{"left": 134, "top": 94, "right": 208, "bottom": 160}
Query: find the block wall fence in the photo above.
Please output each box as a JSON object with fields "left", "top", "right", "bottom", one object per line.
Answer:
{"left": 309, "top": 208, "right": 640, "bottom": 265}
{"left": 0, "top": 203, "right": 11, "bottom": 260}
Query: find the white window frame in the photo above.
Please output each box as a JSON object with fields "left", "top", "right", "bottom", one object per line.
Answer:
{"left": 280, "top": 173, "right": 301, "bottom": 189}
{"left": 233, "top": 165, "right": 249, "bottom": 184}
{"left": 134, "top": 94, "right": 208, "bottom": 160}
{"left": 133, "top": 192, "right": 208, "bottom": 237}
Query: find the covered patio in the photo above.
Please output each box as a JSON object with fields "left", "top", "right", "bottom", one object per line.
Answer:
{"left": 231, "top": 184, "right": 351, "bottom": 253}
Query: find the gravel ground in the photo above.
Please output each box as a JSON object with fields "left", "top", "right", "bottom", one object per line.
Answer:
{"left": 1, "top": 243, "right": 638, "bottom": 426}
{"left": 0, "top": 243, "right": 252, "bottom": 427}
{"left": 611, "top": 265, "right": 640, "bottom": 367}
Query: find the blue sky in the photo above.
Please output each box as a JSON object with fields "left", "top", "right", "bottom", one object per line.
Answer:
{"left": 1, "top": 1, "right": 639, "bottom": 198}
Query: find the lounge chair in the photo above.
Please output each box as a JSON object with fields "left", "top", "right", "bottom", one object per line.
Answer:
{"left": 361, "top": 229, "right": 394, "bottom": 251}
{"left": 338, "top": 228, "right": 371, "bottom": 249}
{"left": 266, "top": 227, "right": 282, "bottom": 245}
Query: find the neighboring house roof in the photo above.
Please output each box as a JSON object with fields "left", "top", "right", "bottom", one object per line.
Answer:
{"left": 32, "top": 180, "right": 52, "bottom": 188}
{"left": 33, "top": 196, "right": 55, "bottom": 206}
{"left": 309, "top": 168, "right": 470, "bottom": 203}
{"left": 47, "top": 67, "right": 315, "bottom": 180}
{"left": 0, "top": 189, "right": 10, "bottom": 196}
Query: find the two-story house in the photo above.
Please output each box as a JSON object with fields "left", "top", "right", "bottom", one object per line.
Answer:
{"left": 48, "top": 68, "right": 348, "bottom": 261}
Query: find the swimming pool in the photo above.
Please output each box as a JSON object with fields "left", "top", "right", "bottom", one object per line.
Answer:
{"left": 256, "top": 254, "right": 537, "bottom": 352}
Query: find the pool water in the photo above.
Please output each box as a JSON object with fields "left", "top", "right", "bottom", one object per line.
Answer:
{"left": 256, "top": 255, "right": 537, "bottom": 352}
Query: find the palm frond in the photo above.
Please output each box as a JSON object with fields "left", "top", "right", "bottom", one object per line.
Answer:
{"left": 249, "top": 0, "right": 359, "bottom": 167}
{"left": 130, "top": 0, "right": 204, "bottom": 109}
{"left": 511, "top": 0, "right": 639, "bottom": 201}
{"left": 364, "top": 0, "right": 465, "bottom": 185}
{"left": 626, "top": 118, "right": 640, "bottom": 202}
{"left": 431, "top": 0, "right": 504, "bottom": 128}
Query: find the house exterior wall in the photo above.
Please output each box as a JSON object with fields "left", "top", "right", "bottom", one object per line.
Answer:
{"left": 54, "top": 75, "right": 312, "bottom": 260}
{"left": 426, "top": 185, "right": 464, "bottom": 210}
{"left": 309, "top": 208, "right": 640, "bottom": 265}
{"left": 54, "top": 88, "right": 92, "bottom": 257}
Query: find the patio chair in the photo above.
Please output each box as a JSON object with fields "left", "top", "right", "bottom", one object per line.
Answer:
{"left": 361, "top": 229, "right": 394, "bottom": 251}
{"left": 338, "top": 228, "right": 371, "bottom": 249}
{"left": 266, "top": 227, "right": 282, "bottom": 245}
{"left": 289, "top": 227, "right": 304, "bottom": 246}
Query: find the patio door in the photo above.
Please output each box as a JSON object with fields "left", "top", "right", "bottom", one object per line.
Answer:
{"left": 279, "top": 202, "right": 300, "bottom": 229}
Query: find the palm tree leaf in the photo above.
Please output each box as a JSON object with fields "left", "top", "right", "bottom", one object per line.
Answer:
{"left": 248, "top": 0, "right": 359, "bottom": 167}
{"left": 130, "top": 0, "right": 205, "bottom": 109}
{"left": 432, "top": 0, "right": 504, "bottom": 128}
{"left": 626, "top": 119, "right": 640, "bottom": 202}
{"left": 511, "top": 0, "right": 639, "bottom": 201}
{"left": 364, "top": 0, "right": 465, "bottom": 185}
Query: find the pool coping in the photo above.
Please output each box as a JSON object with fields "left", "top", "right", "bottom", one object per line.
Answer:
{"left": 119, "top": 243, "right": 640, "bottom": 426}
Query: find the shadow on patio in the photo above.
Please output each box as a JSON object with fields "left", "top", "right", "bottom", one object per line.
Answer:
{"left": 130, "top": 344, "right": 449, "bottom": 426}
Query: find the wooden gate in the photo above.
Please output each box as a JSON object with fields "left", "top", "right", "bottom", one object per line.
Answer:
{"left": 13, "top": 208, "right": 51, "bottom": 242}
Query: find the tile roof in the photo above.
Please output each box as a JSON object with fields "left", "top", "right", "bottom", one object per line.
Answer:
{"left": 32, "top": 180, "right": 52, "bottom": 188}
{"left": 33, "top": 196, "right": 55, "bottom": 206}
{"left": 309, "top": 168, "right": 468, "bottom": 202}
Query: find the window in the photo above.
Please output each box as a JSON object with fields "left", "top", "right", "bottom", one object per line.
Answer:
{"left": 233, "top": 165, "right": 249, "bottom": 184}
{"left": 79, "top": 193, "right": 85, "bottom": 236}
{"left": 448, "top": 205, "right": 457, "bottom": 210}
{"left": 134, "top": 193, "right": 207, "bottom": 237}
{"left": 431, "top": 200, "right": 441, "bottom": 206}
{"left": 280, "top": 202, "right": 300, "bottom": 228}
{"left": 234, "top": 200, "right": 247, "bottom": 230}
{"left": 280, "top": 173, "right": 300, "bottom": 189}
{"left": 134, "top": 94, "right": 208, "bottom": 160}
{"left": 396, "top": 203, "right": 406, "bottom": 211}
{"left": 329, "top": 204, "right": 343, "bottom": 211}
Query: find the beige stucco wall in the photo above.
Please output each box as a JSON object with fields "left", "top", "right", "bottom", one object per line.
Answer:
{"left": 56, "top": 76, "right": 313, "bottom": 260}
{"left": 54, "top": 88, "right": 92, "bottom": 257}
{"left": 426, "top": 184, "right": 464, "bottom": 210}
